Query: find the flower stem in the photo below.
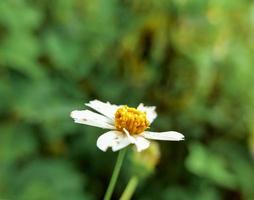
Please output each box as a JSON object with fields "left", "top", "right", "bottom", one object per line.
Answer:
{"left": 120, "top": 176, "right": 138, "bottom": 200}
{"left": 104, "top": 148, "right": 127, "bottom": 200}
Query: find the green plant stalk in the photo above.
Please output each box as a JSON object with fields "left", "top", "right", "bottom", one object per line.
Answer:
{"left": 120, "top": 176, "right": 138, "bottom": 200}
{"left": 104, "top": 148, "right": 127, "bottom": 200}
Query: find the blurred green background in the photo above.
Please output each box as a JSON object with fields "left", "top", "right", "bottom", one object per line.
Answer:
{"left": 1, "top": 0, "right": 254, "bottom": 199}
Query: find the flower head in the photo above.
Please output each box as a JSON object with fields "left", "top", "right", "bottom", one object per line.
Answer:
{"left": 71, "top": 100, "right": 184, "bottom": 152}
{"left": 114, "top": 105, "right": 150, "bottom": 135}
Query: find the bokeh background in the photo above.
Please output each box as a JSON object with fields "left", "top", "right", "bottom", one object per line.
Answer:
{"left": 1, "top": 0, "right": 254, "bottom": 199}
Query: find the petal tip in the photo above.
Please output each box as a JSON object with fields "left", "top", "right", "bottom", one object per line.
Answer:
{"left": 70, "top": 110, "right": 77, "bottom": 118}
{"left": 174, "top": 132, "right": 185, "bottom": 141}
{"left": 96, "top": 141, "right": 108, "bottom": 152}
{"left": 99, "top": 148, "right": 107, "bottom": 152}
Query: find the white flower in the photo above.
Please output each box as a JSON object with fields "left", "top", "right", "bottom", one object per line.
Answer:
{"left": 71, "top": 100, "right": 184, "bottom": 152}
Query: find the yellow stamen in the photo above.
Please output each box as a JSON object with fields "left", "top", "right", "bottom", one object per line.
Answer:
{"left": 115, "top": 106, "right": 149, "bottom": 135}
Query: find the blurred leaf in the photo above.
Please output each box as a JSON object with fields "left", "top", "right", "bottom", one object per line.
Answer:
{"left": 0, "top": 124, "right": 37, "bottom": 165}
{"left": 185, "top": 142, "right": 237, "bottom": 189}
{"left": 9, "top": 160, "right": 92, "bottom": 200}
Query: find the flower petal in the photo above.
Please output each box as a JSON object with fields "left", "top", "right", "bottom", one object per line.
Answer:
{"left": 85, "top": 100, "right": 120, "bottom": 120}
{"left": 71, "top": 110, "right": 114, "bottom": 124}
{"left": 137, "top": 103, "right": 157, "bottom": 124}
{"left": 122, "top": 128, "right": 150, "bottom": 152}
{"left": 96, "top": 131, "right": 130, "bottom": 152}
{"left": 112, "top": 136, "right": 131, "bottom": 152}
{"left": 143, "top": 131, "right": 185, "bottom": 141}
{"left": 97, "top": 131, "right": 118, "bottom": 151}
{"left": 123, "top": 128, "right": 136, "bottom": 144}
{"left": 133, "top": 136, "right": 150, "bottom": 152}
{"left": 70, "top": 110, "right": 115, "bottom": 129}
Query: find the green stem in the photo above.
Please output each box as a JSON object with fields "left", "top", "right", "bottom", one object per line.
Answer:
{"left": 120, "top": 176, "right": 139, "bottom": 200}
{"left": 104, "top": 148, "right": 127, "bottom": 200}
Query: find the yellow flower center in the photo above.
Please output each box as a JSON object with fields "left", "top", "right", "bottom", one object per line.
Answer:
{"left": 115, "top": 106, "right": 150, "bottom": 135}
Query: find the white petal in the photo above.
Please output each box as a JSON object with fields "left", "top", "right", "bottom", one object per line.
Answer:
{"left": 72, "top": 119, "right": 115, "bottom": 129}
{"left": 96, "top": 131, "right": 130, "bottom": 152}
{"left": 112, "top": 136, "right": 131, "bottom": 152}
{"left": 71, "top": 110, "right": 114, "bottom": 124}
{"left": 70, "top": 110, "right": 115, "bottom": 129}
{"left": 133, "top": 136, "right": 150, "bottom": 152}
{"left": 137, "top": 103, "right": 157, "bottom": 124}
{"left": 85, "top": 100, "right": 120, "bottom": 120}
{"left": 122, "top": 128, "right": 150, "bottom": 152}
{"left": 143, "top": 131, "right": 185, "bottom": 141}
{"left": 97, "top": 131, "right": 118, "bottom": 151}
{"left": 123, "top": 128, "right": 136, "bottom": 144}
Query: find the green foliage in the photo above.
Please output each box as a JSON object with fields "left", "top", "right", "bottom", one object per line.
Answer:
{"left": 1, "top": 0, "right": 254, "bottom": 199}
{"left": 186, "top": 142, "right": 237, "bottom": 189}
